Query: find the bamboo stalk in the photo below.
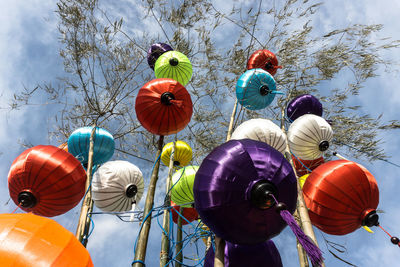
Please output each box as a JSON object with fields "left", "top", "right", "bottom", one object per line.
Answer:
{"left": 160, "top": 141, "right": 176, "bottom": 267}
{"left": 281, "top": 108, "right": 324, "bottom": 267}
{"left": 175, "top": 206, "right": 183, "bottom": 267}
{"left": 133, "top": 136, "right": 165, "bottom": 267}
{"left": 226, "top": 99, "right": 238, "bottom": 142}
{"left": 75, "top": 126, "right": 96, "bottom": 247}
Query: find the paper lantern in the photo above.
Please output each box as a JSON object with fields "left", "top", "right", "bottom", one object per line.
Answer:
{"left": 147, "top": 42, "right": 173, "bottom": 70}
{"left": 291, "top": 155, "right": 324, "bottom": 177}
{"left": 135, "top": 78, "right": 193, "bottom": 136}
{"left": 92, "top": 160, "right": 144, "bottom": 212}
{"left": 302, "top": 160, "right": 379, "bottom": 235}
{"left": 0, "top": 213, "right": 93, "bottom": 267}
{"left": 286, "top": 94, "right": 323, "bottom": 122}
{"left": 170, "top": 201, "right": 198, "bottom": 225}
{"left": 68, "top": 126, "right": 115, "bottom": 166}
{"left": 8, "top": 145, "right": 86, "bottom": 217}
{"left": 161, "top": 140, "right": 193, "bottom": 167}
{"left": 171, "top": 165, "right": 199, "bottom": 208}
{"left": 194, "top": 139, "right": 297, "bottom": 244}
{"left": 204, "top": 240, "right": 282, "bottom": 267}
{"left": 298, "top": 174, "right": 309, "bottom": 188}
{"left": 287, "top": 114, "right": 333, "bottom": 160}
{"left": 58, "top": 142, "right": 68, "bottom": 152}
{"left": 247, "top": 49, "right": 282, "bottom": 76}
{"left": 231, "top": 118, "right": 287, "bottom": 154}
{"left": 236, "top": 68, "right": 280, "bottom": 110}
{"left": 154, "top": 51, "right": 193, "bottom": 86}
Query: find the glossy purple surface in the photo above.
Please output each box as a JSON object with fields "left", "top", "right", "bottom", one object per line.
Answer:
{"left": 204, "top": 240, "right": 283, "bottom": 267}
{"left": 194, "top": 139, "right": 297, "bottom": 244}
{"left": 147, "top": 42, "right": 173, "bottom": 69}
{"left": 286, "top": 94, "right": 323, "bottom": 122}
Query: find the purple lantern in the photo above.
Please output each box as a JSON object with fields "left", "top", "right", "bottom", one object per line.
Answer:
{"left": 286, "top": 94, "right": 323, "bottom": 122}
{"left": 147, "top": 42, "right": 173, "bottom": 70}
{"left": 194, "top": 139, "right": 297, "bottom": 244}
{"left": 204, "top": 240, "right": 283, "bottom": 267}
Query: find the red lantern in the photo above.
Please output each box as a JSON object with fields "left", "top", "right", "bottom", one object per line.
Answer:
{"left": 171, "top": 201, "right": 198, "bottom": 225}
{"left": 291, "top": 155, "right": 324, "bottom": 177}
{"left": 0, "top": 213, "right": 93, "bottom": 266}
{"left": 8, "top": 145, "right": 87, "bottom": 217}
{"left": 302, "top": 160, "right": 379, "bottom": 235}
{"left": 247, "top": 49, "right": 282, "bottom": 76}
{"left": 135, "top": 78, "right": 193, "bottom": 136}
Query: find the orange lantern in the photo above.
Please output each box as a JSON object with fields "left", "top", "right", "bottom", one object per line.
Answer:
{"left": 303, "top": 160, "right": 379, "bottom": 235}
{"left": 170, "top": 201, "right": 198, "bottom": 225}
{"left": 8, "top": 145, "right": 87, "bottom": 217}
{"left": 0, "top": 213, "right": 93, "bottom": 266}
{"left": 58, "top": 142, "right": 68, "bottom": 152}
{"left": 247, "top": 49, "right": 282, "bottom": 76}
{"left": 291, "top": 155, "right": 324, "bottom": 177}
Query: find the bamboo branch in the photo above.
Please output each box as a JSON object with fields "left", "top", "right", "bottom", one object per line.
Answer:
{"left": 133, "top": 136, "right": 164, "bottom": 266}
{"left": 75, "top": 125, "right": 96, "bottom": 247}
{"left": 175, "top": 206, "right": 183, "bottom": 267}
{"left": 160, "top": 141, "right": 176, "bottom": 266}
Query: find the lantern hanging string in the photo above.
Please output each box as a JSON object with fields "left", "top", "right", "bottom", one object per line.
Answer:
{"left": 269, "top": 194, "right": 324, "bottom": 266}
{"left": 11, "top": 203, "right": 21, "bottom": 214}
{"left": 291, "top": 152, "right": 313, "bottom": 173}
{"left": 378, "top": 224, "right": 400, "bottom": 247}
{"left": 333, "top": 141, "right": 400, "bottom": 168}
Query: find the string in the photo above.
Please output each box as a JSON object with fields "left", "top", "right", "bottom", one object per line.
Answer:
{"left": 11, "top": 203, "right": 21, "bottom": 214}
{"left": 378, "top": 224, "right": 400, "bottom": 247}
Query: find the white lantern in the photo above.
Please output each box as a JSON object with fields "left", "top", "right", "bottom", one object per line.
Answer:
{"left": 287, "top": 114, "right": 333, "bottom": 160}
{"left": 92, "top": 160, "right": 144, "bottom": 212}
{"left": 231, "top": 118, "right": 287, "bottom": 154}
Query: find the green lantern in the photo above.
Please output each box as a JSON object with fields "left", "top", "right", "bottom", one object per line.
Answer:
{"left": 154, "top": 51, "right": 193, "bottom": 86}
{"left": 170, "top": 165, "right": 198, "bottom": 207}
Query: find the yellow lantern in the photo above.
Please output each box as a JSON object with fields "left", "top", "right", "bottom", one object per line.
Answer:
{"left": 161, "top": 140, "right": 193, "bottom": 167}
{"left": 298, "top": 174, "right": 309, "bottom": 188}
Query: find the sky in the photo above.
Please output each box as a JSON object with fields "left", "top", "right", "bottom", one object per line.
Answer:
{"left": 0, "top": 0, "right": 399, "bottom": 267}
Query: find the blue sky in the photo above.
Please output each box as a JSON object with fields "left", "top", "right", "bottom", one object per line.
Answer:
{"left": 0, "top": 1, "right": 400, "bottom": 266}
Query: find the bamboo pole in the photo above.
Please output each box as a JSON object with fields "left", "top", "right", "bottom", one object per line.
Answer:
{"left": 75, "top": 126, "right": 96, "bottom": 247}
{"left": 281, "top": 108, "right": 324, "bottom": 267}
{"left": 175, "top": 206, "right": 183, "bottom": 267}
{"left": 226, "top": 99, "right": 238, "bottom": 142}
{"left": 160, "top": 141, "right": 176, "bottom": 266}
{"left": 133, "top": 136, "right": 164, "bottom": 267}
{"left": 208, "top": 99, "right": 240, "bottom": 266}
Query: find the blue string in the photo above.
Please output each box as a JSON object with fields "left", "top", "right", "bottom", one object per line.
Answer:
{"left": 131, "top": 260, "right": 146, "bottom": 266}
{"left": 291, "top": 152, "right": 313, "bottom": 173}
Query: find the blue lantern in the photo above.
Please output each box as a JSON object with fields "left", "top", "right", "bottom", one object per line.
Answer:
{"left": 68, "top": 127, "right": 115, "bottom": 166}
{"left": 236, "top": 68, "right": 282, "bottom": 110}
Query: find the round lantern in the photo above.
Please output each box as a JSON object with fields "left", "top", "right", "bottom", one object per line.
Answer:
{"left": 298, "top": 174, "right": 309, "bottom": 188}
{"left": 92, "top": 160, "right": 144, "bottom": 212}
{"left": 171, "top": 165, "right": 199, "bottom": 208}
{"left": 8, "top": 145, "right": 87, "bottom": 217}
{"left": 154, "top": 51, "right": 193, "bottom": 86}
{"left": 170, "top": 201, "right": 198, "bottom": 225}
{"left": 161, "top": 140, "right": 193, "bottom": 167}
{"left": 302, "top": 160, "right": 379, "bottom": 235}
{"left": 68, "top": 126, "right": 115, "bottom": 166}
{"left": 236, "top": 68, "right": 280, "bottom": 110}
{"left": 204, "top": 240, "right": 282, "bottom": 267}
{"left": 231, "top": 118, "right": 287, "bottom": 154}
{"left": 287, "top": 114, "right": 333, "bottom": 160}
{"left": 291, "top": 155, "right": 324, "bottom": 177}
{"left": 286, "top": 94, "right": 323, "bottom": 122}
{"left": 147, "top": 42, "right": 173, "bottom": 70}
{"left": 0, "top": 213, "right": 93, "bottom": 267}
{"left": 58, "top": 142, "right": 68, "bottom": 152}
{"left": 194, "top": 139, "right": 297, "bottom": 244}
{"left": 135, "top": 78, "right": 193, "bottom": 136}
{"left": 247, "top": 49, "right": 282, "bottom": 76}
